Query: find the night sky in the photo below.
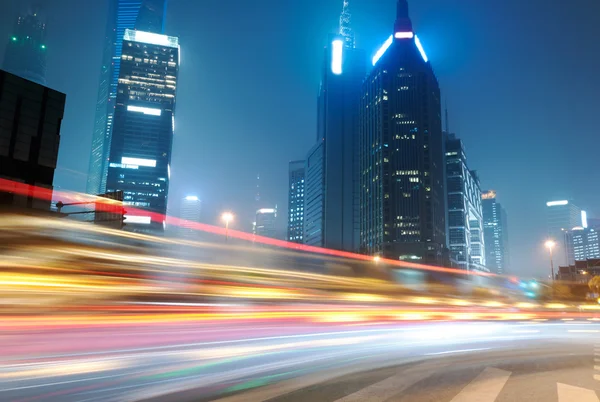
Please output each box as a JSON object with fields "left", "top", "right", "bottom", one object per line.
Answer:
{"left": 0, "top": 0, "right": 599, "bottom": 277}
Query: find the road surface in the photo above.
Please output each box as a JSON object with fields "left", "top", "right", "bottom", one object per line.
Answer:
{"left": 3, "top": 317, "right": 600, "bottom": 401}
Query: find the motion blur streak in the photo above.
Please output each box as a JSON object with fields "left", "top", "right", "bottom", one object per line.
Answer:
{"left": 2, "top": 186, "right": 600, "bottom": 401}
{"left": 0, "top": 177, "right": 493, "bottom": 277}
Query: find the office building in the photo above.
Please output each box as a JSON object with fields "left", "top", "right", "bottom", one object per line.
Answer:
{"left": 445, "top": 135, "right": 486, "bottom": 271}
{"left": 302, "top": 0, "right": 365, "bottom": 251}
{"left": 359, "top": 0, "right": 447, "bottom": 264}
{"left": 566, "top": 227, "right": 600, "bottom": 262}
{"left": 3, "top": 8, "right": 47, "bottom": 86}
{"left": 288, "top": 160, "right": 305, "bottom": 243}
{"left": 482, "top": 190, "right": 509, "bottom": 274}
{"left": 254, "top": 208, "right": 277, "bottom": 239}
{"left": 104, "top": 29, "right": 179, "bottom": 232}
{"left": 546, "top": 199, "right": 581, "bottom": 265}
{"left": 178, "top": 195, "right": 201, "bottom": 238}
{"left": 0, "top": 70, "right": 65, "bottom": 210}
{"left": 86, "top": 0, "right": 167, "bottom": 196}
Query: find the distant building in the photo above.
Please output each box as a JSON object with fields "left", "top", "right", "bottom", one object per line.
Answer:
{"left": 359, "top": 0, "right": 447, "bottom": 265}
{"left": 0, "top": 70, "right": 65, "bottom": 210}
{"left": 254, "top": 208, "right": 277, "bottom": 239}
{"left": 105, "top": 29, "right": 179, "bottom": 233}
{"left": 287, "top": 161, "right": 305, "bottom": 243}
{"left": 302, "top": 1, "right": 365, "bottom": 252}
{"left": 179, "top": 195, "right": 201, "bottom": 238}
{"left": 546, "top": 199, "right": 582, "bottom": 265}
{"left": 445, "top": 135, "right": 486, "bottom": 271}
{"left": 482, "top": 190, "right": 509, "bottom": 274}
{"left": 303, "top": 141, "right": 324, "bottom": 246}
{"left": 565, "top": 226, "right": 600, "bottom": 262}
{"left": 557, "top": 259, "right": 600, "bottom": 283}
{"left": 3, "top": 8, "right": 47, "bottom": 85}
{"left": 86, "top": 0, "right": 168, "bottom": 196}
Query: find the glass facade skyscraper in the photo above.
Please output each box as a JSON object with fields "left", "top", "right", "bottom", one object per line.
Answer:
{"left": 359, "top": 0, "right": 447, "bottom": 265}
{"left": 254, "top": 208, "right": 278, "bottom": 239}
{"left": 546, "top": 199, "right": 581, "bottom": 265}
{"left": 3, "top": 9, "right": 47, "bottom": 86}
{"left": 287, "top": 160, "right": 305, "bottom": 243}
{"left": 302, "top": 1, "right": 365, "bottom": 252}
{"left": 445, "top": 135, "right": 486, "bottom": 271}
{"left": 482, "top": 190, "right": 509, "bottom": 274}
{"left": 105, "top": 29, "right": 179, "bottom": 232}
{"left": 87, "top": 0, "right": 167, "bottom": 196}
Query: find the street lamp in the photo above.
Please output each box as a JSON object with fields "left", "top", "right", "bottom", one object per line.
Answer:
{"left": 545, "top": 240, "right": 556, "bottom": 281}
{"left": 221, "top": 212, "right": 234, "bottom": 241}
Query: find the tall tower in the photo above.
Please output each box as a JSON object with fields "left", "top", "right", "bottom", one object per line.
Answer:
{"left": 3, "top": 7, "right": 47, "bottom": 85}
{"left": 86, "top": 0, "right": 168, "bottom": 196}
{"left": 288, "top": 160, "right": 305, "bottom": 242}
{"left": 303, "top": 1, "right": 365, "bottom": 251}
{"left": 105, "top": 29, "right": 179, "bottom": 233}
{"left": 482, "top": 191, "right": 510, "bottom": 274}
{"left": 359, "top": 0, "right": 447, "bottom": 265}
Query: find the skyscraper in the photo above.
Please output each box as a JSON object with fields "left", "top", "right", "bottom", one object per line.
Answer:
{"left": 3, "top": 8, "right": 47, "bottom": 86}
{"left": 104, "top": 29, "right": 179, "bottom": 232}
{"left": 0, "top": 70, "right": 65, "bottom": 210}
{"left": 445, "top": 135, "right": 486, "bottom": 271}
{"left": 177, "top": 195, "right": 201, "bottom": 236}
{"left": 303, "top": 0, "right": 365, "bottom": 251}
{"left": 254, "top": 208, "right": 277, "bottom": 239}
{"left": 288, "top": 160, "right": 305, "bottom": 243}
{"left": 546, "top": 199, "right": 581, "bottom": 265}
{"left": 359, "top": 0, "right": 446, "bottom": 264}
{"left": 482, "top": 190, "right": 509, "bottom": 274}
{"left": 565, "top": 227, "right": 600, "bottom": 262}
{"left": 86, "top": 0, "right": 167, "bottom": 196}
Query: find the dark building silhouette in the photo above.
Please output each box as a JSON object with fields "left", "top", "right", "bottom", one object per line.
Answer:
{"left": 359, "top": 0, "right": 447, "bottom": 265}
{"left": 303, "top": 0, "right": 365, "bottom": 251}
{"left": 3, "top": 7, "right": 47, "bottom": 86}
{"left": 87, "top": 0, "right": 168, "bottom": 196}
{"left": 104, "top": 29, "right": 179, "bottom": 233}
{"left": 287, "top": 160, "right": 305, "bottom": 243}
{"left": 0, "top": 70, "right": 65, "bottom": 210}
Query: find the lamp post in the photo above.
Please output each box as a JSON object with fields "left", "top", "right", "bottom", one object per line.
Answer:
{"left": 221, "top": 212, "right": 234, "bottom": 241}
{"left": 545, "top": 240, "right": 556, "bottom": 281}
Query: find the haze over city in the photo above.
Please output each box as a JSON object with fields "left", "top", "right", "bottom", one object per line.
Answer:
{"left": 0, "top": 0, "right": 598, "bottom": 276}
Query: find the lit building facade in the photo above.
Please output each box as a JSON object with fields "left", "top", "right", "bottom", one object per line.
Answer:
{"left": 566, "top": 227, "right": 600, "bottom": 262}
{"left": 0, "top": 70, "right": 65, "bottom": 210}
{"left": 178, "top": 195, "right": 201, "bottom": 238}
{"left": 359, "top": 0, "right": 447, "bottom": 265}
{"left": 482, "top": 190, "right": 509, "bottom": 274}
{"left": 254, "top": 208, "right": 277, "bottom": 239}
{"left": 87, "top": 0, "right": 167, "bottom": 196}
{"left": 303, "top": 1, "right": 365, "bottom": 252}
{"left": 546, "top": 199, "right": 581, "bottom": 265}
{"left": 105, "top": 29, "right": 179, "bottom": 232}
{"left": 445, "top": 135, "right": 486, "bottom": 271}
{"left": 3, "top": 8, "right": 47, "bottom": 86}
{"left": 287, "top": 160, "right": 305, "bottom": 243}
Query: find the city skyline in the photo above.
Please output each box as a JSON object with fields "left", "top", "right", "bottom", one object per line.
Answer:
{"left": 0, "top": 0, "right": 599, "bottom": 276}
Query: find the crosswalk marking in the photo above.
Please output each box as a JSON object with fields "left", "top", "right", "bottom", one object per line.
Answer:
{"left": 333, "top": 362, "right": 445, "bottom": 402}
{"left": 449, "top": 367, "right": 511, "bottom": 402}
{"left": 557, "top": 383, "right": 600, "bottom": 402}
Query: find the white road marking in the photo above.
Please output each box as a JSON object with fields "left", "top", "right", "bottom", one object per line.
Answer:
{"left": 568, "top": 330, "right": 600, "bottom": 333}
{"left": 332, "top": 362, "right": 446, "bottom": 402}
{"left": 449, "top": 367, "right": 511, "bottom": 402}
{"left": 557, "top": 383, "right": 599, "bottom": 402}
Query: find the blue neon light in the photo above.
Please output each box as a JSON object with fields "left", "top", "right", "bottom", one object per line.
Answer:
{"left": 372, "top": 35, "right": 393, "bottom": 66}
{"left": 414, "top": 35, "right": 428, "bottom": 63}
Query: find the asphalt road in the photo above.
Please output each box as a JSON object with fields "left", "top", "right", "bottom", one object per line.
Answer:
{"left": 3, "top": 320, "right": 598, "bottom": 402}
